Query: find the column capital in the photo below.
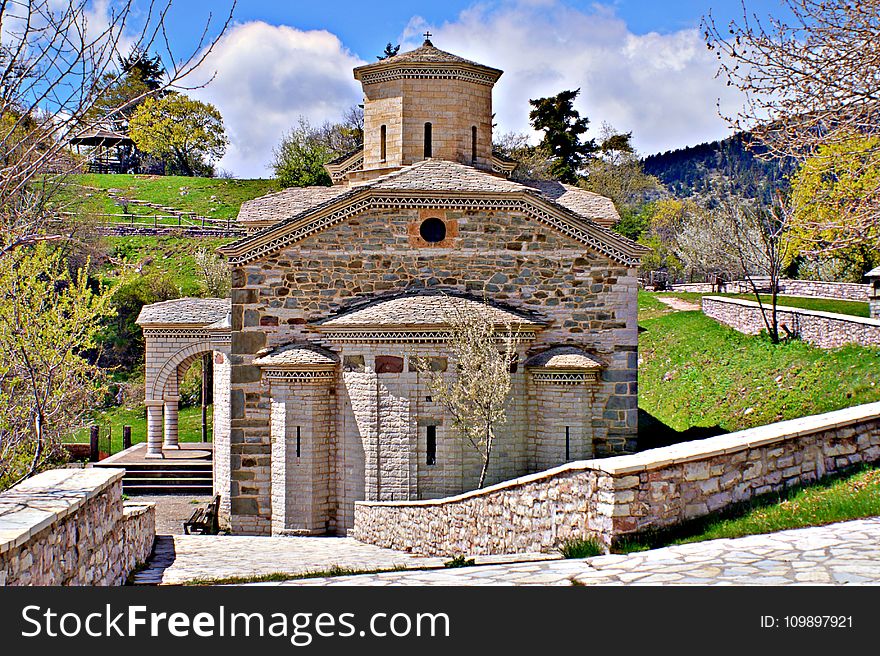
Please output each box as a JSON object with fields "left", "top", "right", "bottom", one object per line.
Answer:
{"left": 144, "top": 399, "right": 164, "bottom": 408}
{"left": 163, "top": 395, "right": 181, "bottom": 403}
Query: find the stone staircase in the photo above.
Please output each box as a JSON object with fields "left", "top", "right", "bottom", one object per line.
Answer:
{"left": 93, "top": 443, "right": 214, "bottom": 495}
{"left": 117, "top": 461, "right": 213, "bottom": 494}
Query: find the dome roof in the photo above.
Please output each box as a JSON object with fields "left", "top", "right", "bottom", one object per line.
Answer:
{"left": 524, "top": 347, "right": 603, "bottom": 370}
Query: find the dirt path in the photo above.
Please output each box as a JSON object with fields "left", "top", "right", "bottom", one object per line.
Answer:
{"left": 657, "top": 296, "right": 701, "bottom": 312}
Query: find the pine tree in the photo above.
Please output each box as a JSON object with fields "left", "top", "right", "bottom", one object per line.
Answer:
{"left": 528, "top": 89, "right": 597, "bottom": 183}
{"left": 378, "top": 43, "right": 400, "bottom": 60}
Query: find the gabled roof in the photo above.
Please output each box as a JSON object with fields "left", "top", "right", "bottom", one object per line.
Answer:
{"left": 222, "top": 159, "right": 646, "bottom": 266}
{"left": 136, "top": 298, "right": 230, "bottom": 327}
{"left": 524, "top": 346, "right": 603, "bottom": 370}
{"left": 363, "top": 158, "right": 526, "bottom": 193}
{"left": 237, "top": 186, "right": 350, "bottom": 225}
{"left": 521, "top": 180, "right": 618, "bottom": 228}
{"left": 865, "top": 266, "right": 880, "bottom": 280}
{"left": 314, "top": 292, "right": 543, "bottom": 329}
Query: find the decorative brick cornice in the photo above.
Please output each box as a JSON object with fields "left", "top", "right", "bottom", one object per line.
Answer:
{"left": 143, "top": 328, "right": 228, "bottom": 340}
{"left": 262, "top": 368, "right": 336, "bottom": 384}
{"left": 530, "top": 370, "right": 599, "bottom": 385}
{"left": 314, "top": 328, "right": 538, "bottom": 343}
{"left": 324, "top": 149, "right": 364, "bottom": 183}
{"left": 220, "top": 189, "right": 645, "bottom": 267}
{"left": 357, "top": 65, "right": 499, "bottom": 86}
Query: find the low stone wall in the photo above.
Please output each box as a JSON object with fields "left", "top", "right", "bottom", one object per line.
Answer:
{"left": 702, "top": 296, "right": 880, "bottom": 348}
{"left": 0, "top": 468, "right": 155, "bottom": 586}
{"left": 671, "top": 280, "right": 763, "bottom": 294}
{"left": 670, "top": 279, "right": 870, "bottom": 301}
{"left": 353, "top": 402, "right": 880, "bottom": 556}
{"left": 778, "top": 279, "right": 870, "bottom": 302}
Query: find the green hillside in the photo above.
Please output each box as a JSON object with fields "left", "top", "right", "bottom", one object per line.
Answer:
{"left": 63, "top": 173, "right": 280, "bottom": 221}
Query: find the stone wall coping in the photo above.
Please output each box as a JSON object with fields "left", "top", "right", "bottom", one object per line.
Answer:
{"left": 703, "top": 296, "right": 880, "bottom": 327}
{"left": 0, "top": 468, "right": 124, "bottom": 555}
{"left": 355, "top": 401, "right": 880, "bottom": 509}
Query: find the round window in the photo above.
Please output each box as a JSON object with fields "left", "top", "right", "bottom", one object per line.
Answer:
{"left": 419, "top": 217, "right": 446, "bottom": 243}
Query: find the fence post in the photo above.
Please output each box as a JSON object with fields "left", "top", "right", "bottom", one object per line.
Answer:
{"left": 89, "top": 425, "right": 100, "bottom": 462}
{"left": 123, "top": 425, "right": 132, "bottom": 450}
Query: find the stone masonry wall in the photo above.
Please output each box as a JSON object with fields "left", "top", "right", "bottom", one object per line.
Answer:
{"left": 229, "top": 207, "right": 639, "bottom": 534}
{"left": 702, "top": 296, "right": 880, "bottom": 348}
{"left": 670, "top": 279, "right": 870, "bottom": 301}
{"left": 213, "top": 350, "right": 233, "bottom": 526}
{"left": 0, "top": 469, "right": 155, "bottom": 586}
{"left": 353, "top": 402, "right": 880, "bottom": 556}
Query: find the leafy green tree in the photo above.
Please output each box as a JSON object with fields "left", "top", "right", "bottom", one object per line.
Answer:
{"left": 582, "top": 123, "right": 663, "bottom": 213}
{"left": 528, "top": 89, "right": 597, "bottom": 183}
{"left": 128, "top": 93, "right": 228, "bottom": 176}
{"left": 271, "top": 118, "right": 334, "bottom": 187}
{"left": 0, "top": 246, "right": 118, "bottom": 489}
{"left": 271, "top": 110, "right": 364, "bottom": 188}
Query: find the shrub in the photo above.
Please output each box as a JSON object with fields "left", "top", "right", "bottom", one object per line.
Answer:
{"left": 557, "top": 536, "right": 604, "bottom": 559}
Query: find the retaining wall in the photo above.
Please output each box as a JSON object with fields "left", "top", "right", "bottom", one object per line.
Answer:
{"left": 670, "top": 279, "right": 870, "bottom": 301}
{"left": 353, "top": 402, "right": 880, "bottom": 556}
{"left": 702, "top": 296, "right": 880, "bottom": 348}
{"left": 0, "top": 468, "right": 155, "bottom": 586}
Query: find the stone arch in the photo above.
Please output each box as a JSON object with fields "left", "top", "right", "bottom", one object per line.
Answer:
{"left": 148, "top": 340, "right": 216, "bottom": 401}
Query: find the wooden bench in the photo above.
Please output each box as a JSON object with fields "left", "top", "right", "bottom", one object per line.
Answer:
{"left": 184, "top": 494, "right": 220, "bottom": 535}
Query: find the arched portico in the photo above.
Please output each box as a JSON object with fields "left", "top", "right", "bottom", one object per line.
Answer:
{"left": 136, "top": 298, "right": 231, "bottom": 459}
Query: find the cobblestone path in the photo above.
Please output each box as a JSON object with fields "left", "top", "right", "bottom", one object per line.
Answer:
{"left": 255, "top": 518, "right": 880, "bottom": 586}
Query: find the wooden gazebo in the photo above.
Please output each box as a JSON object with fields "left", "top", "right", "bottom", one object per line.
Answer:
{"left": 68, "top": 128, "right": 135, "bottom": 174}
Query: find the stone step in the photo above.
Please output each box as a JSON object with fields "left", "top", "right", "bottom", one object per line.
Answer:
{"left": 123, "top": 483, "right": 213, "bottom": 494}
{"left": 123, "top": 470, "right": 213, "bottom": 479}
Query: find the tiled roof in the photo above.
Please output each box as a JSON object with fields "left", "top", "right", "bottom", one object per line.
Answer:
{"left": 237, "top": 186, "right": 350, "bottom": 224}
{"left": 238, "top": 160, "right": 620, "bottom": 227}
{"left": 253, "top": 343, "right": 338, "bottom": 368}
{"left": 136, "top": 298, "right": 230, "bottom": 326}
{"left": 524, "top": 346, "right": 603, "bottom": 370}
{"left": 365, "top": 158, "right": 527, "bottom": 193}
{"left": 521, "top": 180, "right": 619, "bottom": 227}
{"left": 372, "top": 41, "right": 481, "bottom": 66}
{"left": 316, "top": 292, "right": 543, "bottom": 328}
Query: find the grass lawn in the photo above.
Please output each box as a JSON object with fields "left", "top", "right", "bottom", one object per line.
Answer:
{"left": 659, "top": 291, "right": 869, "bottom": 317}
{"left": 70, "top": 404, "right": 213, "bottom": 454}
{"left": 615, "top": 466, "right": 880, "bottom": 553}
{"left": 64, "top": 173, "right": 280, "bottom": 221}
{"left": 638, "top": 301, "right": 880, "bottom": 435}
{"left": 101, "top": 234, "right": 236, "bottom": 295}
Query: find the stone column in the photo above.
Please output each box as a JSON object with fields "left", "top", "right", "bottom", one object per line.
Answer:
{"left": 163, "top": 395, "right": 180, "bottom": 449}
{"left": 145, "top": 400, "right": 165, "bottom": 459}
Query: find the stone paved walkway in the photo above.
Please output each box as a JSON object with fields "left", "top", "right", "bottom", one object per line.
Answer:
{"left": 254, "top": 518, "right": 880, "bottom": 586}
{"left": 133, "top": 534, "right": 558, "bottom": 585}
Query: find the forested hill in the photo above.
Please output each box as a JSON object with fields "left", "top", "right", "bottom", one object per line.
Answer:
{"left": 642, "top": 133, "right": 797, "bottom": 202}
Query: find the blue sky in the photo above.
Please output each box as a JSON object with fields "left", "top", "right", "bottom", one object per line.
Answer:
{"left": 133, "top": 1, "right": 795, "bottom": 177}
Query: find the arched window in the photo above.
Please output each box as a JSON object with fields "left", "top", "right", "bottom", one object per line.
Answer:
{"left": 424, "top": 122, "right": 432, "bottom": 158}
{"left": 471, "top": 126, "right": 477, "bottom": 162}
{"left": 380, "top": 125, "right": 387, "bottom": 162}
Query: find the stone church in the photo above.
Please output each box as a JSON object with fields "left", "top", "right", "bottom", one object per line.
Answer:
{"left": 137, "top": 39, "right": 646, "bottom": 536}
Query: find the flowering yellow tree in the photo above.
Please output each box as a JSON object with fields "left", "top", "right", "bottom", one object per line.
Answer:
{"left": 788, "top": 135, "right": 880, "bottom": 279}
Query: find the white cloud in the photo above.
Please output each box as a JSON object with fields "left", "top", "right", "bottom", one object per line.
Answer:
{"left": 189, "top": 21, "right": 365, "bottom": 178}
{"left": 187, "top": 3, "right": 745, "bottom": 177}
{"left": 400, "top": 1, "right": 745, "bottom": 156}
